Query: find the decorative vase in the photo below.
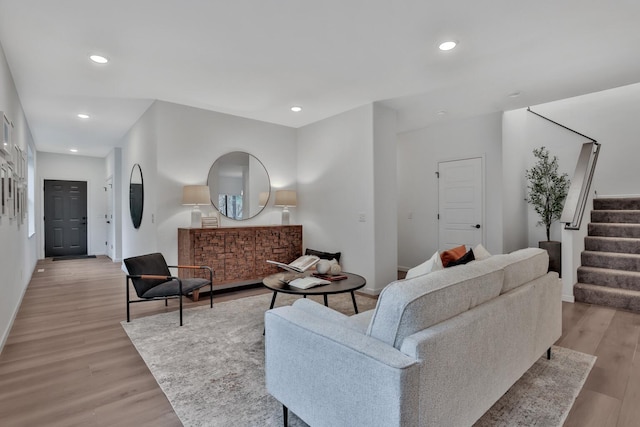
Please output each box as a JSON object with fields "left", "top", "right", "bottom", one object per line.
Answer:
{"left": 316, "top": 260, "right": 331, "bottom": 275}
{"left": 539, "top": 240, "right": 561, "bottom": 278}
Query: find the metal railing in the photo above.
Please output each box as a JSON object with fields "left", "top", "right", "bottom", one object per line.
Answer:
{"left": 527, "top": 108, "right": 601, "bottom": 230}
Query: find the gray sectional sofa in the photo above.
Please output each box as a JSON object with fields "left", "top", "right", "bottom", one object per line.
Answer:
{"left": 264, "top": 248, "right": 562, "bottom": 426}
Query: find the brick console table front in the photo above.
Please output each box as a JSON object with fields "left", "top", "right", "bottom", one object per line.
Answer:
{"left": 178, "top": 225, "right": 303, "bottom": 292}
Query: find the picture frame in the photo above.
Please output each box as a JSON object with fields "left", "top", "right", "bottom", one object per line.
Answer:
{"left": 0, "top": 163, "right": 6, "bottom": 217}
{"left": 7, "top": 164, "right": 14, "bottom": 220}
{"left": 0, "top": 113, "right": 11, "bottom": 158}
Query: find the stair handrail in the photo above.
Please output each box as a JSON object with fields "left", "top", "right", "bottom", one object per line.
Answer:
{"left": 526, "top": 108, "right": 601, "bottom": 230}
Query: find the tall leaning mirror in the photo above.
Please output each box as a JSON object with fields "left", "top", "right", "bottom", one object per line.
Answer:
{"left": 207, "top": 152, "right": 270, "bottom": 221}
{"left": 129, "top": 163, "right": 144, "bottom": 229}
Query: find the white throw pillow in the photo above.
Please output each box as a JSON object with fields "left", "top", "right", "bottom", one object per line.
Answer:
{"left": 473, "top": 243, "right": 492, "bottom": 261}
{"left": 406, "top": 251, "right": 443, "bottom": 279}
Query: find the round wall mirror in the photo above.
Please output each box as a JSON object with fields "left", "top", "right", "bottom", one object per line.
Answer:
{"left": 207, "top": 152, "right": 270, "bottom": 221}
{"left": 129, "top": 163, "right": 144, "bottom": 229}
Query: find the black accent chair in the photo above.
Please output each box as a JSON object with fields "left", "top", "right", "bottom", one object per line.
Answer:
{"left": 124, "top": 253, "right": 213, "bottom": 326}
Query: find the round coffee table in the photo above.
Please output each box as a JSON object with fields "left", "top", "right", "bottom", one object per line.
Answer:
{"left": 263, "top": 271, "right": 366, "bottom": 313}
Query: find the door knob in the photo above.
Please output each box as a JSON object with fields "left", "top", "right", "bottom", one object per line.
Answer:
{"left": 472, "top": 224, "right": 481, "bottom": 229}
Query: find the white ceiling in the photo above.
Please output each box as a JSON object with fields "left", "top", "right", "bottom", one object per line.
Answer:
{"left": 0, "top": 0, "right": 639, "bottom": 157}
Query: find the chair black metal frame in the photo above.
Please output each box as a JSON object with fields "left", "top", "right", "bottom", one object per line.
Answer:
{"left": 126, "top": 263, "right": 213, "bottom": 326}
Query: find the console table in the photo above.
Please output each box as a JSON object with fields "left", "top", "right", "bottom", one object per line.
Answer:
{"left": 178, "top": 225, "right": 302, "bottom": 296}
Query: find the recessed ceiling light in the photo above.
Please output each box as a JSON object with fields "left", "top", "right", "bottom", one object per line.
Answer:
{"left": 436, "top": 110, "right": 448, "bottom": 116}
{"left": 508, "top": 91, "right": 522, "bottom": 98}
{"left": 77, "top": 113, "right": 90, "bottom": 119}
{"left": 290, "top": 106, "right": 303, "bottom": 112}
{"left": 438, "top": 41, "right": 457, "bottom": 51}
{"left": 70, "top": 149, "right": 78, "bottom": 153}
{"left": 89, "top": 54, "right": 109, "bottom": 64}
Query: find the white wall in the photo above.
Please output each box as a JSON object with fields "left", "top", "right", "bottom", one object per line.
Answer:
{"left": 105, "top": 147, "right": 122, "bottom": 261}
{"left": 503, "top": 82, "right": 640, "bottom": 301}
{"left": 297, "top": 104, "right": 397, "bottom": 294}
{"left": 502, "top": 109, "right": 530, "bottom": 253}
{"left": 373, "top": 103, "right": 399, "bottom": 290}
{"left": 120, "top": 102, "right": 159, "bottom": 260}
{"left": 36, "top": 152, "right": 108, "bottom": 258}
{"left": 0, "top": 41, "right": 38, "bottom": 352}
{"left": 397, "top": 112, "right": 503, "bottom": 269}
{"left": 120, "top": 100, "right": 298, "bottom": 264}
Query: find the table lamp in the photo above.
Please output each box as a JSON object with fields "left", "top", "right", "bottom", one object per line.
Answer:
{"left": 274, "top": 190, "right": 296, "bottom": 225}
{"left": 182, "top": 185, "right": 210, "bottom": 228}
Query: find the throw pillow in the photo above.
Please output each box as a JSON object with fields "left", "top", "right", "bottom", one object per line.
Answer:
{"left": 446, "top": 249, "right": 475, "bottom": 268}
{"left": 405, "top": 251, "right": 443, "bottom": 279}
{"left": 473, "top": 243, "right": 492, "bottom": 261}
{"left": 440, "top": 245, "right": 467, "bottom": 267}
{"left": 305, "top": 248, "right": 341, "bottom": 262}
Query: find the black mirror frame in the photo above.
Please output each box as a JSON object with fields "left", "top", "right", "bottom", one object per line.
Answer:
{"left": 129, "top": 163, "right": 144, "bottom": 229}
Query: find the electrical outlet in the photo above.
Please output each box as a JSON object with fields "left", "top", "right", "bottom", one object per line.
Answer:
{"left": 408, "top": 211, "right": 413, "bottom": 219}
{"left": 358, "top": 213, "right": 366, "bottom": 222}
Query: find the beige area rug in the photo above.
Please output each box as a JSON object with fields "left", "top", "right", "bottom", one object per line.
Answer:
{"left": 122, "top": 293, "right": 595, "bottom": 427}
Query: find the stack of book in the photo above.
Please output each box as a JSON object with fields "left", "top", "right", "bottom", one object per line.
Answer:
{"left": 201, "top": 216, "right": 219, "bottom": 228}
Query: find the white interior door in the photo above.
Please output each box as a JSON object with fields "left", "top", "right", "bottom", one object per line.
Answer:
{"left": 438, "top": 157, "right": 484, "bottom": 251}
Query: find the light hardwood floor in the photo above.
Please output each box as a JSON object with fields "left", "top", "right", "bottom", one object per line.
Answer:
{"left": 1, "top": 256, "right": 639, "bottom": 426}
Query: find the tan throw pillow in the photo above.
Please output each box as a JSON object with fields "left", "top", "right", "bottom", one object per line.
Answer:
{"left": 440, "top": 245, "right": 467, "bottom": 267}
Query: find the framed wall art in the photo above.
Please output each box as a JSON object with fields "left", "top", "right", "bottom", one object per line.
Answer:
{"left": 0, "top": 163, "right": 6, "bottom": 217}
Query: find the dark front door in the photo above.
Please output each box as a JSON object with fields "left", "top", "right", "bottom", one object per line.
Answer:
{"left": 44, "top": 180, "right": 88, "bottom": 257}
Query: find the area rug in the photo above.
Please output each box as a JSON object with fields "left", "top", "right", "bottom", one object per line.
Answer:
{"left": 122, "top": 293, "right": 595, "bottom": 427}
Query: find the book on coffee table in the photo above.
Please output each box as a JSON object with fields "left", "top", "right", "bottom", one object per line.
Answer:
{"left": 312, "top": 273, "right": 348, "bottom": 281}
{"left": 287, "top": 276, "right": 331, "bottom": 289}
{"left": 266, "top": 255, "right": 320, "bottom": 273}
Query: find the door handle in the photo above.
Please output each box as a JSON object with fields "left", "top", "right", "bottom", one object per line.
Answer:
{"left": 106, "top": 221, "right": 111, "bottom": 224}
{"left": 472, "top": 224, "right": 481, "bottom": 229}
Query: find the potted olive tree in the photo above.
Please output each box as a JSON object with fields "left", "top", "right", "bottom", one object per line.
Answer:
{"left": 525, "top": 146, "right": 570, "bottom": 276}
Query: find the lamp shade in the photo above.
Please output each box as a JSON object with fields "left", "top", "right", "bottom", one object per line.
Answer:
{"left": 274, "top": 190, "right": 297, "bottom": 207}
{"left": 182, "top": 185, "right": 211, "bottom": 205}
{"left": 258, "top": 191, "right": 269, "bottom": 207}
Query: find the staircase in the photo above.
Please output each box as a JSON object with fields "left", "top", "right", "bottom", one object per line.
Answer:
{"left": 574, "top": 197, "right": 640, "bottom": 312}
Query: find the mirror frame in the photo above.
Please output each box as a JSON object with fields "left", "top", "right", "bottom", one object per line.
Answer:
{"left": 129, "top": 163, "right": 144, "bottom": 229}
{"left": 207, "top": 151, "right": 271, "bottom": 221}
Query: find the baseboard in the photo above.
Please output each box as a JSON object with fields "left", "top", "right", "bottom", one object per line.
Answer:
{"left": 0, "top": 267, "right": 32, "bottom": 355}
{"left": 360, "top": 286, "right": 383, "bottom": 296}
{"left": 562, "top": 294, "right": 575, "bottom": 303}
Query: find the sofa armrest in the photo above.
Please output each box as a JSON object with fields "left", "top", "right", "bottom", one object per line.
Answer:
{"left": 265, "top": 305, "right": 420, "bottom": 427}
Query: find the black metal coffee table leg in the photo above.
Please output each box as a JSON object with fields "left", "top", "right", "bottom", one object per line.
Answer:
{"left": 269, "top": 291, "right": 278, "bottom": 309}
{"left": 351, "top": 291, "right": 359, "bottom": 314}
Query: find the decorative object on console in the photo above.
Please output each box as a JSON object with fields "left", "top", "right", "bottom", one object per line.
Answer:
{"left": 274, "top": 190, "right": 296, "bottom": 225}
{"left": 201, "top": 215, "right": 219, "bottom": 228}
{"left": 182, "top": 185, "right": 211, "bottom": 228}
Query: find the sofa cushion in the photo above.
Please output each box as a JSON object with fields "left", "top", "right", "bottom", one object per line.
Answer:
{"left": 481, "top": 248, "right": 549, "bottom": 293}
{"left": 473, "top": 243, "right": 492, "bottom": 261}
{"left": 446, "top": 249, "right": 475, "bottom": 268}
{"left": 440, "top": 245, "right": 467, "bottom": 267}
{"left": 367, "top": 261, "right": 504, "bottom": 349}
{"left": 405, "top": 251, "right": 443, "bottom": 279}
